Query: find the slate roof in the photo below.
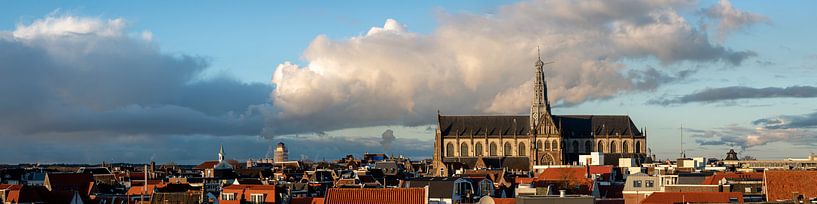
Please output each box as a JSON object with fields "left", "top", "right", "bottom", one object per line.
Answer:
{"left": 324, "top": 188, "right": 426, "bottom": 204}
{"left": 764, "top": 170, "right": 817, "bottom": 201}
{"left": 676, "top": 172, "right": 712, "bottom": 185}
{"left": 405, "top": 177, "right": 457, "bottom": 198}
{"left": 45, "top": 173, "right": 94, "bottom": 194}
{"left": 438, "top": 115, "right": 529, "bottom": 137}
{"left": 438, "top": 115, "right": 643, "bottom": 138}
{"left": 443, "top": 157, "right": 530, "bottom": 171}
{"left": 552, "top": 115, "right": 642, "bottom": 137}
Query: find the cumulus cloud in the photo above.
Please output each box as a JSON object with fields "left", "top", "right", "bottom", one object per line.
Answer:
{"left": 268, "top": 0, "right": 758, "bottom": 135}
{"left": 380, "top": 129, "right": 396, "bottom": 152}
{"left": 702, "top": 0, "right": 768, "bottom": 40}
{"left": 0, "top": 14, "right": 272, "bottom": 138}
{"left": 649, "top": 86, "right": 817, "bottom": 105}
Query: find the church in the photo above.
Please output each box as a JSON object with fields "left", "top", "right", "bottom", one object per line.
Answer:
{"left": 431, "top": 56, "right": 647, "bottom": 176}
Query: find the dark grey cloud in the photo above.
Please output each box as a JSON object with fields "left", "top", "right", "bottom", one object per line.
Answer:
{"left": 0, "top": 16, "right": 272, "bottom": 138}
{"left": 380, "top": 129, "right": 396, "bottom": 152}
{"left": 650, "top": 86, "right": 817, "bottom": 105}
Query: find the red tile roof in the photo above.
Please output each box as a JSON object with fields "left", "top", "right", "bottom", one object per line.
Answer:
{"left": 324, "top": 188, "right": 426, "bottom": 204}
{"left": 701, "top": 172, "right": 763, "bottom": 185}
{"left": 765, "top": 170, "right": 817, "bottom": 201}
{"left": 220, "top": 184, "right": 277, "bottom": 204}
{"left": 589, "top": 165, "right": 613, "bottom": 174}
{"left": 291, "top": 197, "right": 324, "bottom": 204}
{"left": 641, "top": 192, "right": 743, "bottom": 204}
{"left": 222, "top": 184, "right": 277, "bottom": 190}
{"left": 536, "top": 168, "right": 592, "bottom": 184}
{"left": 194, "top": 160, "right": 241, "bottom": 170}
{"left": 126, "top": 182, "right": 167, "bottom": 196}
{"left": 492, "top": 198, "right": 515, "bottom": 204}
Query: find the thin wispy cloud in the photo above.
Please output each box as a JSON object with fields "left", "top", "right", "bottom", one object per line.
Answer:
{"left": 649, "top": 86, "right": 817, "bottom": 105}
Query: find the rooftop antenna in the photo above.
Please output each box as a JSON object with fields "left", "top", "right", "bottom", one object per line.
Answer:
{"left": 680, "top": 123, "right": 686, "bottom": 158}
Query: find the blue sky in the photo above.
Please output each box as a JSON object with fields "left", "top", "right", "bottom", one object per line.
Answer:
{"left": 0, "top": 0, "right": 816, "bottom": 164}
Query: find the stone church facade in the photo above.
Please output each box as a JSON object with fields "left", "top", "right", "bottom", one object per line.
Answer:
{"left": 431, "top": 56, "right": 647, "bottom": 176}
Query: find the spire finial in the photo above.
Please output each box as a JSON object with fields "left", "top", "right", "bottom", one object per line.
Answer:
{"left": 537, "top": 45, "right": 541, "bottom": 60}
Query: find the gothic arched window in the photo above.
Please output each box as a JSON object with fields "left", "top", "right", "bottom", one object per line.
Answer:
{"left": 544, "top": 140, "right": 551, "bottom": 151}
{"left": 635, "top": 141, "right": 642, "bottom": 154}
{"left": 623, "top": 141, "right": 630, "bottom": 153}
{"left": 597, "top": 141, "right": 604, "bottom": 152}
{"left": 489, "top": 142, "right": 498, "bottom": 156}
{"left": 552, "top": 140, "right": 559, "bottom": 150}
{"left": 537, "top": 140, "right": 543, "bottom": 151}
{"left": 610, "top": 141, "right": 617, "bottom": 153}
{"left": 585, "top": 141, "right": 592, "bottom": 153}
{"left": 475, "top": 143, "right": 484, "bottom": 156}
{"left": 460, "top": 143, "right": 469, "bottom": 157}
{"left": 504, "top": 142, "right": 513, "bottom": 156}
{"left": 541, "top": 154, "right": 554, "bottom": 165}
{"left": 518, "top": 142, "right": 526, "bottom": 156}
{"left": 446, "top": 143, "right": 455, "bottom": 157}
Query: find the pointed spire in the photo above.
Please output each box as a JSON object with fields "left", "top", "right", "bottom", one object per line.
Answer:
{"left": 219, "top": 144, "right": 225, "bottom": 162}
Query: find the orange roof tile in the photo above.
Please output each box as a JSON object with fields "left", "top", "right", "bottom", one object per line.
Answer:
{"left": 641, "top": 192, "right": 743, "bottom": 204}
{"left": 765, "top": 170, "right": 817, "bottom": 201}
{"left": 701, "top": 172, "right": 763, "bottom": 185}
{"left": 493, "top": 198, "right": 515, "bottom": 204}
{"left": 536, "top": 168, "right": 592, "bottom": 184}
{"left": 222, "top": 184, "right": 277, "bottom": 190}
{"left": 324, "top": 188, "right": 426, "bottom": 204}
{"left": 126, "top": 182, "right": 167, "bottom": 196}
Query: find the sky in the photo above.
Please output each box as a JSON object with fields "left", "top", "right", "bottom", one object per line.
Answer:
{"left": 0, "top": 0, "right": 816, "bottom": 164}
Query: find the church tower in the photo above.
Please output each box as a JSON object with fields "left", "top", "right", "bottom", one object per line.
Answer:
{"left": 530, "top": 50, "right": 552, "bottom": 132}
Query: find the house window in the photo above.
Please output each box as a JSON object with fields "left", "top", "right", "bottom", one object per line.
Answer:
{"left": 250, "top": 194, "right": 265, "bottom": 203}
{"left": 745, "top": 187, "right": 752, "bottom": 193}
{"left": 221, "top": 193, "right": 236, "bottom": 200}
{"left": 645, "top": 180, "right": 654, "bottom": 187}
{"left": 480, "top": 181, "right": 493, "bottom": 196}
{"left": 633, "top": 180, "right": 642, "bottom": 188}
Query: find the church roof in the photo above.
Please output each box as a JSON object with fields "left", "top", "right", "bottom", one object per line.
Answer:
{"left": 438, "top": 115, "right": 529, "bottom": 137}
{"left": 438, "top": 115, "right": 643, "bottom": 138}
{"left": 552, "top": 115, "right": 642, "bottom": 137}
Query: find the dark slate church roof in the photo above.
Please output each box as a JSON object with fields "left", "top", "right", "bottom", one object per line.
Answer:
{"left": 438, "top": 115, "right": 642, "bottom": 138}
{"left": 552, "top": 115, "right": 642, "bottom": 137}
{"left": 438, "top": 115, "right": 529, "bottom": 137}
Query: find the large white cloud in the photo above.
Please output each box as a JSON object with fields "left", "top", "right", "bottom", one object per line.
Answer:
{"left": 268, "top": 0, "right": 762, "bottom": 135}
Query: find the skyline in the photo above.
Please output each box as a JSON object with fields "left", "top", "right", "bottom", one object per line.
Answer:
{"left": 1, "top": 0, "right": 816, "bottom": 164}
